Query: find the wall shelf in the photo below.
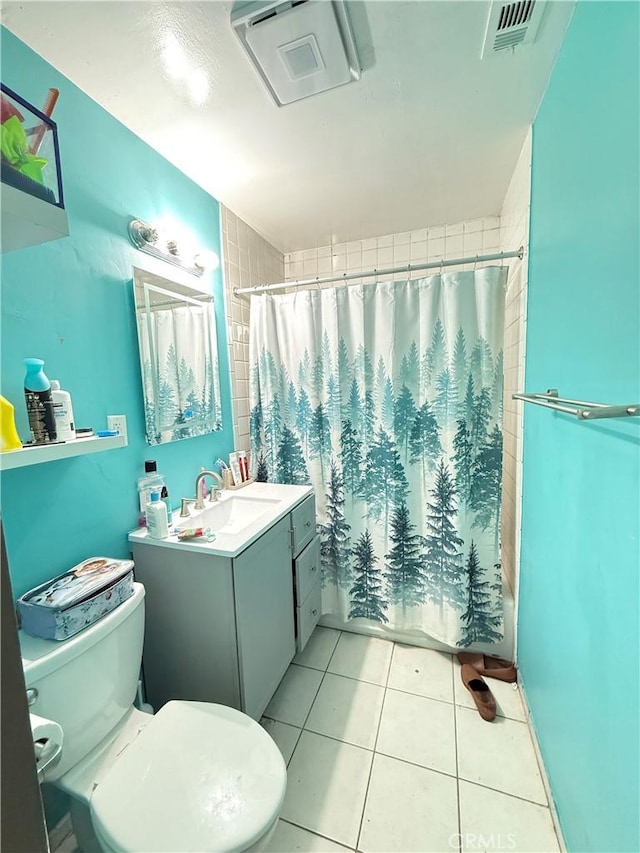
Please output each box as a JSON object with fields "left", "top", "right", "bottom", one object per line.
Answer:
{"left": 0, "top": 434, "right": 127, "bottom": 471}
{"left": 1, "top": 183, "right": 69, "bottom": 254}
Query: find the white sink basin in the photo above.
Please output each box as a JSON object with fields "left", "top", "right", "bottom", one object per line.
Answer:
{"left": 130, "top": 481, "right": 314, "bottom": 557}
{"left": 176, "top": 494, "right": 280, "bottom": 536}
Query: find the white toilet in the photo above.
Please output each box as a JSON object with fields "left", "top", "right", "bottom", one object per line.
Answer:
{"left": 21, "top": 583, "right": 286, "bottom": 852}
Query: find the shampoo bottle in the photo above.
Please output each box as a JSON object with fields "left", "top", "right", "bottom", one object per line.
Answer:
{"left": 50, "top": 380, "right": 76, "bottom": 442}
{"left": 23, "top": 358, "right": 57, "bottom": 444}
{"left": 146, "top": 491, "right": 169, "bottom": 539}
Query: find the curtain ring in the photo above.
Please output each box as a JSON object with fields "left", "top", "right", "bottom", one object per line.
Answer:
{"left": 439, "top": 258, "right": 444, "bottom": 277}
{"left": 316, "top": 277, "right": 321, "bottom": 291}
{"left": 474, "top": 254, "right": 478, "bottom": 271}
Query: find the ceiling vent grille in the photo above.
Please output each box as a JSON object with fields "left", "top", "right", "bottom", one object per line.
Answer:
{"left": 481, "top": 0, "right": 545, "bottom": 58}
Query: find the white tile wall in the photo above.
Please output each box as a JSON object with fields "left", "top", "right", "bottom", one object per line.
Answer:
{"left": 499, "top": 130, "right": 532, "bottom": 599}
{"left": 221, "top": 206, "right": 284, "bottom": 453}
{"left": 284, "top": 216, "right": 504, "bottom": 286}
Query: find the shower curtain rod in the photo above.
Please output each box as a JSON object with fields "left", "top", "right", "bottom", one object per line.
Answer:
{"left": 234, "top": 246, "right": 524, "bottom": 296}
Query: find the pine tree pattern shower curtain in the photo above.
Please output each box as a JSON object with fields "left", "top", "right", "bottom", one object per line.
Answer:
{"left": 249, "top": 267, "right": 507, "bottom": 647}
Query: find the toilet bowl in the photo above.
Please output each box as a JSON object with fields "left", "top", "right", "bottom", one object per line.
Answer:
{"left": 21, "top": 583, "right": 286, "bottom": 852}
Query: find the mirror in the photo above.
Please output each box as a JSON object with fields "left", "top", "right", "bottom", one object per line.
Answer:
{"left": 133, "top": 268, "right": 222, "bottom": 445}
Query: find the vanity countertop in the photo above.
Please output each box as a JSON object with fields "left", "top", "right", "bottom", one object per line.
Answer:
{"left": 128, "top": 482, "right": 314, "bottom": 558}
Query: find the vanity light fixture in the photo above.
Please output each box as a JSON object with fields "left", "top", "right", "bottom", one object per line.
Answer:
{"left": 128, "top": 218, "right": 219, "bottom": 277}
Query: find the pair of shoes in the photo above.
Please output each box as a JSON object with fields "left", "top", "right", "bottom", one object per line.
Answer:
{"left": 460, "top": 665, "right": 497, "bottom": 721}
{"left": 457, "top": 652, "right": 517, "bottom": 683}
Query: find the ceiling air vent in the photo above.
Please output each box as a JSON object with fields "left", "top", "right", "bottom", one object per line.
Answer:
{"left": 481, "top": 0, "right": 545, "bottom": 58}
{"left": 231, "top": 0, "right": 360, "bottom": 106}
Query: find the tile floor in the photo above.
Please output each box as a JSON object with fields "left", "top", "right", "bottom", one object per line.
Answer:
{"left": 51, "top": 627, "right": 561, "bottom": 853}
{"left": 261, "top": 628, "right": 561, "bottom": 853}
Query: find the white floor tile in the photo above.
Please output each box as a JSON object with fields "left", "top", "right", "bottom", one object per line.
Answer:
{"left": 376, "top": 688, "right": 456, "bottom": 776}
{"left": 49, "top": 815, "right": 73, "bottom": 852}
{"left": 388, "top": 645, "right": 454, "bottom": 703}
{"left": 56, "top": 834, "right": 80, "bottom": 853}
{"left": 260, "top": 718, "right": 302, "bottom": 764}
{"left": 327, "top": 633, "right": 393, "bottom": 686}
{"left": 264, "top": 820, "right": 352, "bottom": 852}
{"left": 453, "top": 662, "right": 525, "bottom": 721}
{"left": 305, "top": 673, "right": 385, "bottom": 750}
{"left": 282, "top": 731, "right": 373, "bottom": 849}
{"left": 359, "top": 753, "right": 459, "bottom": 852}
{"left": 294, "top": 627, "right": 341, "bottom": 671}
{"left": 459, "top": 781, "right": 560, "bottom": 852}
{"left": 456, "top": 707, "right": 547, "bottom": 805}
{"left": 264, "top": 664, "right": 323, "bottom": 727}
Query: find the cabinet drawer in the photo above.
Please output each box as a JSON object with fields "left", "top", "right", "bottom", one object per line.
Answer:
{"left": 295, "top": 535, "right": 320, "bottom": 605}
{"left": 296, "top": 580, "right": 321, "bottom": 653}
{"left": 291, "top": 495, "right": 316, "bottom": 556}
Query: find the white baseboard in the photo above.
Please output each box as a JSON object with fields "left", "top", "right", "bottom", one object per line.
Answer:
{"left": 518, "top": 679, "right": 567, "bottom": 852}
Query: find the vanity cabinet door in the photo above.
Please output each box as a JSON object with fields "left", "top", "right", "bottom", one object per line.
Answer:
{"left": 297, "top": 580, "right": 322, "bottom": 653}
{"left": 294, "top": 535, "right": 321, "bottom": 604}
{"left": 233, "top": 516, "right": 295, "bottom": 720}
{"left": 132, "top": 545, "right": 241, "bottom": 712}
{"left": 291, "top": 495, "right": 316, "bottom": 556}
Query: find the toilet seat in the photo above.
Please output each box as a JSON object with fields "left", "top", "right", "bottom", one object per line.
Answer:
{"left": 89, "top": 701, "right": 287, "bottom": 853}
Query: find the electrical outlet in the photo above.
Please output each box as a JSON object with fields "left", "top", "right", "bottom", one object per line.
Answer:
{"left": 107, "top": 414, "right": 127, "bottom": 443}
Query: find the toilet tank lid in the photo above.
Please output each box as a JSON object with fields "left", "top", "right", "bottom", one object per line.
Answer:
{"left": 90, "top": 701, "right": 287, "bottom": 853}
{"left": 20, "top": 584, "right": 145, "bottom": 684}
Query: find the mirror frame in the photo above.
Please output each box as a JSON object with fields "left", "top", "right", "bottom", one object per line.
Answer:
{"left": 132, "top": 267, "right": 223, "bottom": 445}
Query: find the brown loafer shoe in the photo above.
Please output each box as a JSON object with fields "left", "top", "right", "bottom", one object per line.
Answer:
{"left": 461, "top": 664, "right": 497, "bottom": 721}
{"left": 457, "top": 652, "right": 517, "bottom": 683}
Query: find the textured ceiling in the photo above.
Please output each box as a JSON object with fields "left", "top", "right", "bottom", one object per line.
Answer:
{"left": 1, "top": 1, "right": 573, "bottom": 251}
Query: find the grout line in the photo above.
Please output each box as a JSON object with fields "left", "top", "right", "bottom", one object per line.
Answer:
{"left": 457, "top": 776, "right": 554, "bottom": 810}
{"left": 324, "top": 630, "right": 343, "bottom": 671}
{"left": 297, "top": 630, "right": 342, "bottom": 734}
{"left": 293, "top": 659, "right": 526, "bottom": 723}
{"left": 48, "top": 815, "right": 74, "bottom": 853}
{"left": 355, "top": 639, "right": 394, "bottom": 851}
{"left": 278, "top": 817, "right": 354, "bottom": 851}
{"left": 452, "top": 659, "right": 462, "bottom": 853}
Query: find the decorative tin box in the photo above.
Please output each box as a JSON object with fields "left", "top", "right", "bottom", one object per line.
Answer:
{"left": 17, "top": 557, "right": 134, "bottom": 641}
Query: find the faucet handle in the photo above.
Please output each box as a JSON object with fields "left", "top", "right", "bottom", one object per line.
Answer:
{"left": 180, "top": 498, "right": 195, "bottom": 518}
{"left": 210, "top": 487, "right": 221, "bottom": 502}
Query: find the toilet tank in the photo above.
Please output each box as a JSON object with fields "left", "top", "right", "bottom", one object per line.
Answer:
{"left": 20, "top": 583, "right": 145, "bottom": 780}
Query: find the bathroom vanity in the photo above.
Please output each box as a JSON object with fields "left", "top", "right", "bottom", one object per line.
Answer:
{"left": 129, "top": 483, "right": 319, "bottom": 720}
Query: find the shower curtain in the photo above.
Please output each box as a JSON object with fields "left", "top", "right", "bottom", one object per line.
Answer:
{"left": 137, "top": 304, "right": 221, "bottom": 444}
{"left": 249, "top": 267, "right": 507, "bottom": 647}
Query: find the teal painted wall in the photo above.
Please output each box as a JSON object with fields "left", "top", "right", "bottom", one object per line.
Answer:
{"left": 0, "top": 28, "right": 234, "bottom": 598}
{"left": 520, "top": 3, "right": 639, "bottom": 851}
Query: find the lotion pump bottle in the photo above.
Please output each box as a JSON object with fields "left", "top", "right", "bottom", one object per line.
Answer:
{"left": 50, "top": 380, "right": 76, "bottom": 441}
{"left": 146, "top": 491, "right": 169, "bottom": 539}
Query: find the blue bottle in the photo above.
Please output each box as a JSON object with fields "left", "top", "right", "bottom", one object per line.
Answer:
{"left": 24, "top": 358, "right": 57, "bottom": 443}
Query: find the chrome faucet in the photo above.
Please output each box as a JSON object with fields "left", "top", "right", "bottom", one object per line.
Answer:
{"left": 194, "top": 470, "right": 224, "bottom": 510}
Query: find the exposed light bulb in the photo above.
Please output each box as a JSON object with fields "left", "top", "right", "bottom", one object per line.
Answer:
{"left": 194, "top": 250, "right": 220, "bottom": 272}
